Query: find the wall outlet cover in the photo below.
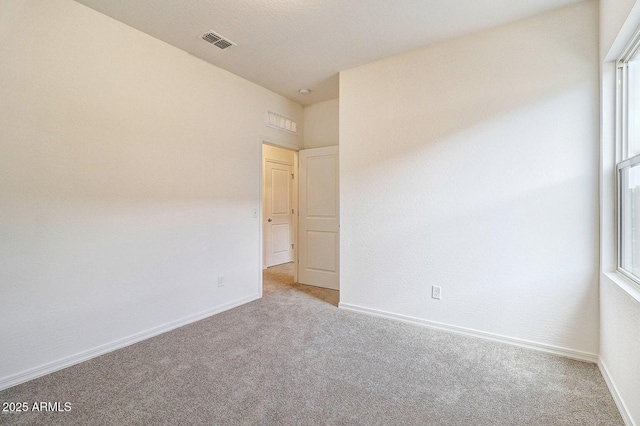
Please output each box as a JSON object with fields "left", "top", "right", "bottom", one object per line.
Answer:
{"left": 432, "top": 286, "right": 441, "bottom": 300}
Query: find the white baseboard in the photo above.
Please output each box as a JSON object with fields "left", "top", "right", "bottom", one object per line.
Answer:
{"left": 0, "top": 293, "right": 261, "bottom": 392}
{"left": 338, "top": 302, "right": 598, "bottom": 363}
{"left": 598, "top": 359, "right": 636, "bottom": 426}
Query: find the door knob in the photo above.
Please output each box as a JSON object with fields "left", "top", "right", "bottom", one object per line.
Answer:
{"left": 268, "top": 218, "right": 272, "bottom": 222}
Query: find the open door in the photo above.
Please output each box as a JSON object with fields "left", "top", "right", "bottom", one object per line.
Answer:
{"left": 298, "top": 146, "right": 339, "bottom": 290}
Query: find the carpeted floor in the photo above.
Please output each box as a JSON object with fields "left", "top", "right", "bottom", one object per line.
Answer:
{"left": 0, "top": 263, "right": 623, "bottom": 425}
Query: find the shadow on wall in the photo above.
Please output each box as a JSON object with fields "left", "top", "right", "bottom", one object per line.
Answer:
{"left": 352, "top": 173, "right": 598, "bottom": 349}
{"left": 341, "top": 1, "right": 597, "bottom": 176}
{"left": 339, "top": 1, "right": 599, "bottom": 352}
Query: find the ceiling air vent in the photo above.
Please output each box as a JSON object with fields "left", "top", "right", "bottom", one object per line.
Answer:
{"left": 214, "top": 39, "right": 233, "bottom": 50}
{"left": 201, "top": 31, "right": 236, "bottom": 50}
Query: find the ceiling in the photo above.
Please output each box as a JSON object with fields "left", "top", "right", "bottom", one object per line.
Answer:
{"left": 74, "top": 0, "right": 584, "bottom": 106}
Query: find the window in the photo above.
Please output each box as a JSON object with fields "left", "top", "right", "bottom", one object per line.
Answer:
{"left": 617, "top": 30, "right": 640, "bottom": 284}
{"left": 618, "top": 157, "right": 640, "bottom": 281}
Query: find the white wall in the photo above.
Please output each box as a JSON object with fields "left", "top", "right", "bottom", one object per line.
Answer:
{"left": 303, "top": 99, "right": 339, "bottom": 149}
{"left": 0, "top": 0, "right": 302, "bottom": 388}
{"left": 340, "top": 1, "right": 600, "bottom": 357}
{"left": 600, "top": 0, "right": 637, "bottom": 59}
{"left": 599, "top": 0, "right": 640, "bottom": 424}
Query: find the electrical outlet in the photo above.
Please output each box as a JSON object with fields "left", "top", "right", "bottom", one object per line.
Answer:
{"left": 218, "top": 275, "right": 224, "bottom": 287}
{"left": 432, "top": 286, "right": 442, "bottom": 300}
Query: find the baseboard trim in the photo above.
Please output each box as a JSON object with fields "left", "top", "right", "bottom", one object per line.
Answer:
{"left": 338, "top": 302, "right": 598, "bottom": 363}
{"left": 0, "top": 293, "right": 261, "bottom": 392}
{"left": 598, "top": 359, "right": 636, "bottom": 426}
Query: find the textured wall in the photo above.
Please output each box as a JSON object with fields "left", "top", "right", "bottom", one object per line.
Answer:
{"left": 340, "top": 1, "right": 599, "bottom": 355}
{"left": 600, "top": 276, "right": 640, "bottom": 424}
{"left": 599, "top": 0, "right": 640, "bottom": 424}
{"left": 0, "top": 0, "right": 302, "bottom": 385}
{"left": 600, "top": 0, "right": 637, "bottom": 59}
{"left": 303, "top": 99, "right": 339, "bottom": 149}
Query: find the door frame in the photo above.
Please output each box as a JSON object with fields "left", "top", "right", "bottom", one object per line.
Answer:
{"left": 259, "top": 140, "right": 299, "bottom": 296}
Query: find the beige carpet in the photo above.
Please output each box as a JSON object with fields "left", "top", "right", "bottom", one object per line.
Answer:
{"left": 0, "top": 263, "right": 622, "bottom": 425}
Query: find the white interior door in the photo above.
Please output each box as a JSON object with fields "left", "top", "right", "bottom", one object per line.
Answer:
{"left": 265, "top": 161, "right": 294, "bottom": 267}
{"left": 298, "top": 146, "right": 339, "bottom": 290}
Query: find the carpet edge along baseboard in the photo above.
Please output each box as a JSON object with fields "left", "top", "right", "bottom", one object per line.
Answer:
{"left": 0, "top": 293, "right": 262, "bottom": 392}
{"left": 338, "top": 302, "right": 599, "bottom": 364}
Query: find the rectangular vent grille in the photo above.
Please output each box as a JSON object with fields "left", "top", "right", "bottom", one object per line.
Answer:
{"left": 201, "top": 31, "right": 236, "bottom": 50}
{"left": 214, "top": 39, "right": 233, "bottom": 50}
{"left": 267, "top": 111, "right": 297, "bottom": 134}
{"left": 202, "top": 32, "right": 221, "bottom": 44}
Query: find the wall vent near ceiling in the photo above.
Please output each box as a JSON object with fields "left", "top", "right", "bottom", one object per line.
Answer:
{"left": 201, "top": 31, "right": 236, "bottom": 50}
{"left": 267, "top": 111, "right": 297, "bottom": 134}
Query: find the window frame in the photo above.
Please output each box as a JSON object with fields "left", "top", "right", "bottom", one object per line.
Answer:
{"left": 616, "top": 27, "right": 640, "bottom": 286}
{"left": 617, "top": 154, "right": 640, "bottom": 284}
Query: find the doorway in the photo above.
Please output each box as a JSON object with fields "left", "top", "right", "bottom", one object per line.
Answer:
{"left": 260, "top": 143, "right": 340, "bottom": 292}
{"left": 262, "top": 144, "right": 297, "bottom": 271}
